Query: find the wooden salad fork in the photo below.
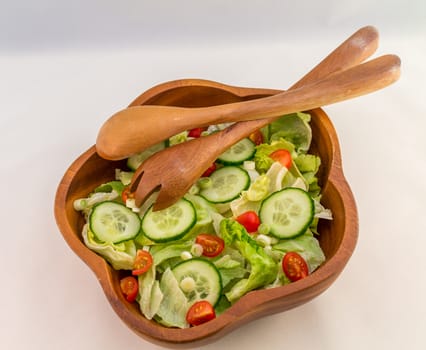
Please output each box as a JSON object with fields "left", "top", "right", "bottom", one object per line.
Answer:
{"left": 96, "top": 27, "right": 399, "bottom": 210}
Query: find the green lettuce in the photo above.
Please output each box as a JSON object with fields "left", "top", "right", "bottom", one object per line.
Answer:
{"left": 168, "top": 131, "right": 189, "bottom": 146}
{"left": 214, "top": 254, "right": 248, "bottom": 289}
{"left": 94, "top": 180, "right": 125, "bottom": 194}
{"left": 294, "top": 154, "right": 321, "bottom": 173}
{"left": 183, "top": 194, "right": 217, "bottom": 237}
{"left": 230, "top": 162, "right": 289, "bottom": 217}
{"left": 220, "top": 219, "right": 278, "bottom": 303}
{"left": 73, "top": 190, "right": 119, "bottom": 213}
{"left": 254, "top": 138, "right": 296, "bottom": 173}
{"left": 81, "top": 224, "right": 136, "bottom": 270}
{"left": 138, "top": 265, "right": 163, "bottom": 320}
{"left": 150, "top": 241, "right": 193, "bottom": 269}
{"left": 293, "top": 153, "right": 322, "bottom": 196}
{"left": 272, "top": 231, "right": 326, "bottom": 272}
{"left": 155, "top": 268, "right": 189, "bottom": 328}
{"left": 115, "top": 169, "right": 134, "bottom": 186}
{"left": 268, "top": 112, "right": 312, "bottom": 152}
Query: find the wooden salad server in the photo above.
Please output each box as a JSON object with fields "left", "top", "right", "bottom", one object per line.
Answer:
{"left": 96, "top": 54, "right": 399, "bottom": 163}
{"left": 97, "top": 27, "right": 400, "bottom": 210}
{"left": 126, "top": 28, "right": 399, "bottom": 210}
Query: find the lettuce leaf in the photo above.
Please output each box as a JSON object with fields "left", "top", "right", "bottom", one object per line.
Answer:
{"left": 81, "top": 224, "right": 136, "bottom": 270}
{"left": 94, "top": 180, "right": 124, "bottom": 194}
{"left": 220, "top": 219, "right": 278, "bottom": 303}
{"left": 230, "top": 162, "right": 288, "bottom": 217}
{"left": 272, "top": 231, "right": 326, "bottom": 272}
{"left": 73, "top": 191, "right": 119, "bottom": 212}
{"left": 156, "top": 268, "right": 189, "bottom": 328}
{"left": 183, "top": 194, "right": 217, "bottom": 237}
{"left": 254, "top": 138, "right": 296, "bottom": 173}
{"left": 294, "top": 154, "right": 321, "bottom": 173}
{"left": 268, "top": 112, "right": 312, "bottom": 152}
{"left": 168, "top": 131, "right": 189, "bottom": 146}
{"left": 138, "top": 265, "right": 163, "bottom": 319}
{"left": 150, "top": 241, "right": 193, "bottom": 269}
{"left": 214, "top": 254, "right": 248, "bottom": 289}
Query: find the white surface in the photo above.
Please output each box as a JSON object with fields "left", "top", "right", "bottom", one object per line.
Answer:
{"left": 1, "top": 1, "right": 425, "bottom": 349}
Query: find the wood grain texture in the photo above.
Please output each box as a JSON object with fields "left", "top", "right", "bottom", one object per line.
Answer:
{"left": 127, "top": 26, "right": 381, "bottom": 210}
{"left": 54, "top": 80, "right": 358, "bottom": 348}
{"left": 96, "top": 54, "right": 399, "bottom": 160}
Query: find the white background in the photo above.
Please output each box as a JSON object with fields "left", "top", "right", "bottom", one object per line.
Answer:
{"left": 1, "top": 1, "right": 425, "bottom": 349}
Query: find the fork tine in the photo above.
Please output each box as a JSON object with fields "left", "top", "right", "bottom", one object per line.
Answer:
{"left": 133, "top": 173, "right": 161, "bottom": 207}
{"left": 129, "top": 169, "right": 143, "bottom": 193}
{"left": 152, "top": 187, "right": 180, "bottom": 211}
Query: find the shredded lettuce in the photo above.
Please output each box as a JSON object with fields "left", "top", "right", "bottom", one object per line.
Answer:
{"left": 230, "top": 162, "right": 288, "bottom": 217}
{"left": 155, "top": 268, "right": 189, "bottom": 328}
{"left": 138, "top": 265, "right": 163, "bottom": 320}
{"left": 94, "top": 180, "right": 124, "bottom": 194}
{"left": 81, "top": 224, "right": 136, "bottom": 270}
{"left": 150, "top": 241, "right": 193, "bottom": 268}
{"left": 73, "top": 190, "right": 119, "bottom": 212}
{"left": 219, "top": 266, "right": 248, "bottom": 290}
{"left": 268, "top": 112, "right": 312, "bottom": 152}
{"left": 214, "top": 254, "right": 248, "bottom": 289}
{"left": 272, "top": 231, "right": 326, "bottom": 273}
{"left": 115, "top": 169, "right": 134, "bottom": 186}
{"left": 168, "top": 131, "right": 189, "bottom": 146}
{"left": 220, "top": 219, "right": 278, "bottom": 303}
{"left": 314, "top": 199, "right": 333, "bottom": 220}
{"left": 294, "top": 154, "right": 321, "bottom": 173}
{"left": 254, "top": 138, "right": 296, "bottom": 173}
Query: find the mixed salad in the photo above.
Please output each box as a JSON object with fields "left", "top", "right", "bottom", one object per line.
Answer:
{"left": 74, "top": 112, "right": 332, "bottom": 328}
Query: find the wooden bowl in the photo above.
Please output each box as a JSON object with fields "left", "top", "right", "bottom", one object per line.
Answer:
{"left": 54, "top": 79, "right": 358, "bottom": 348}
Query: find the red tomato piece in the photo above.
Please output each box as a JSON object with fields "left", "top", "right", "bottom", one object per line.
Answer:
{"left": 202, "top": 163, "right": 217, "bottom": 177}
{"left": 235, "top": 211, "right": 260, "bottom": 233}
{"left": 121, "top": 186, "right": 134, "bottom": 203}
{"left": 249, "top": 129, "right": 264, "bottom": 145}
{"left": 269, "top": 149, "right": 292, "bottom": 169}
{"left": 120, "top": 276, "right": 139, "bottom": 302}
{"left": 282, "top": 252, "right": 309, "bottom": 282}
{"left": 132, "top": 250, "right": 153, "bottom": 276}
{"left": 195, "top": 234, "right": 225, "bottom": 257}
{"left": 188, "top": 127, "right": 207, "bottom": 138}
{"left": 186, "top": 300, "right": 216, "bottom": 326}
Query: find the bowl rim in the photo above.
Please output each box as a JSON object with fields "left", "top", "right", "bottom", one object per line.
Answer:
{"left": 54, "top": 79, "right": 358, "bottom": 347}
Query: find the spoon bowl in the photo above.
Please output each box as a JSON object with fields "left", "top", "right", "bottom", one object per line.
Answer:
{"left": 55, "top": 78, "right": 358, "bottom": 347}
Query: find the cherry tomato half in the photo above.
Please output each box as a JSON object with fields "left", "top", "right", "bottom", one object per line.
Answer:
{"left": 202, "top": 163, "right": 217, "bottom": 177}
{"left": 188, "top": 127, "right": 207, "bottom": 138}
{"left": 249, "top": 129, "right": 264, "bottom": 145}
{"left": 195, "top": 234, "right": 225, "bottom": 257}
{"left": 120, "top": 276, "right": 139, "bottom": 302}
{"left": 235, "top": 211, "right": 260, "bottom": 233}
{"left": 121, "top": 186, "right": 134, "bottom": 203}
{"left": 282, "top": 252, "right": 309, "bottom": 282}
{"left": 186, "top": 300, "right": 216, "bottom": 326}
{"left": 132, "top": 250, "right": 153, "bottom": 276}
{"left": 269, "top": 149, "right": 292, "bottom": 169}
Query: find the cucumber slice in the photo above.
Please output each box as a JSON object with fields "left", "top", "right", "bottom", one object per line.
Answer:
{"left": 141, "top": 198, "right": 196, "bottom": 243}
{"left": 89, "top": 201, "right": 141, "bottom": 243}
{"left": 259, "top": 187, "right": 314, "bottom": 239}
{"left": 217, "top": 138, "right": 255, "bottom": 165}
{"left": 126, "top": 141, "right": 166, "bottom": 171}
{"left": 199, "top": 166, "right": 250, "bottom": 204}
{"left": 172, "top": 258, "right": 222, "bottom": 306}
